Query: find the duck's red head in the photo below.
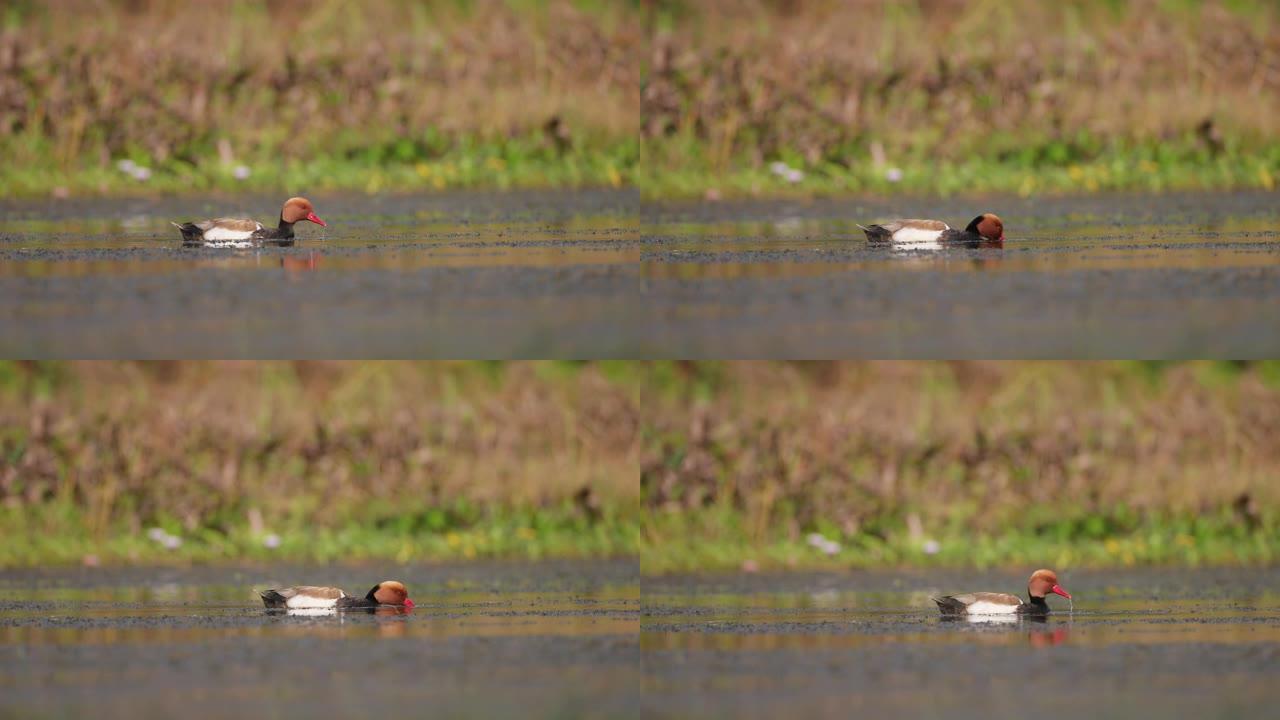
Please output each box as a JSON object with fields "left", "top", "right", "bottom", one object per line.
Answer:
{"left": 368, "top": 580, "right": 413, "bottom": 608}
{"left": 965, "top": 212, "right": 1004, "bottom": 242}
{"left": 1028, "top": 569, "right": 1070, "bottom": 600}
{"left": 281, "top": 197, "right": 326, "bottom": 227}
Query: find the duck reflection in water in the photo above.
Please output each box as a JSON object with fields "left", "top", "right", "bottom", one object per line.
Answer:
{"left": 280, "top": 251, "right": 320, "bottom": 273}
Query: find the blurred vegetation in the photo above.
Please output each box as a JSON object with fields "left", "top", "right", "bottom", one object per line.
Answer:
{"left": 0, "top": 0, "right": 637, "bottom": 196}
{"left": 0, "top": 361, "right": 640, "bottom": 566}
{"left": 641, "top": 362, "right": 1280, "bottom": 573}
{"left": 8, "top": 0, "right": 1278, "bottom": 198}
{"left": 641, "top": 0, "right": 1280, "bottom": 197}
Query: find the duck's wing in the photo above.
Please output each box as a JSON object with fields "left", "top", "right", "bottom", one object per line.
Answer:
{"left": 260, "top": 585, "right": 346, "bottom": 608}
{"left": 888, "top": 219, "right": 951, "bottom": 243}
{"left": 861, "top": 219, "right": 950, "bottom": 244}
{"left": 934, "top": 592, "right": 1023, "bottom": 615}
{"left": 881, "top": 219, "right": 950, "bottom": 234}
{"left": 186, "top": 218, "right": 264, "bottom": 242}
{"left": 194, "top": 218, "right": 261, "bottom": 232}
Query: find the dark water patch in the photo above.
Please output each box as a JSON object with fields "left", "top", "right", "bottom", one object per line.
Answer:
{"left": 1, "top": 263, "right": 642, "bottom": 357}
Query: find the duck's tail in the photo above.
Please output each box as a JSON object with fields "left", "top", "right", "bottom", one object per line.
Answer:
{"left": 260, "top": 589, "right": 288, "bottom": 608}
{"left": 932, "top": 596, "right": 966, "bottom": 615}
{"left": 172, "top": 222, "right": 202, "bottom": 244}
{"left": 858, "top": 223, "right": 891, "bottom": 242}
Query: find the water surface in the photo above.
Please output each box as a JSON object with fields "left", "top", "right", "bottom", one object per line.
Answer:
{"left": 0, "top": 561, "right": 639, "bottom": 719}
{"left": 642, "top": 567, "right": 1280, "bottom": 718}
{"left": 642, "top": 191, "right": 1280, "bottom": 357}
{"left": 5, "top": 190, "right": 1277, "bottom": 357}
{"left": 0, "top": 191, "right": 638, "bottom": 357}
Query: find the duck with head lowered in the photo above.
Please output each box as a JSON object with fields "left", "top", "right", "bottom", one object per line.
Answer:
{"left": 859, "top": 213, "right": 1005, "bottom": 249}
{"left": 259, "top": 580, "right": 414, "bottom": 611}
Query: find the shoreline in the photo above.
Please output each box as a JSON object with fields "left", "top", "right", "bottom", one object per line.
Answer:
{"left": 640, "top": 532, "right": 1280, "bottom": 575}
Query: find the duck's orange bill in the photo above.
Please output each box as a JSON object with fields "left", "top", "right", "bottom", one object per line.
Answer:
{"left": 403, "top": 598, "right": 415, "bottom": 609}
{"left": 306, "top": 212, "right": 327, "bottom": 227}
{"left": 1051, "top": 584, "right": 1071, "bottom": 599}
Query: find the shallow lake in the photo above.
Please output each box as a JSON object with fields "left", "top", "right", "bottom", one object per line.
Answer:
{"left": 641, "top": 567, "right": 1280, "bottom": 719}
{"left": 0, "top": 561, "right": 639, "bottom": 719}
{"left": 0, "top": 191, "right": 638, "bottom": 357}
{"left": 642, "top": 191, "right": 1280, "bottom": 357}
{"left": 4, "top": 190, "right": 1278, "bottom": 357}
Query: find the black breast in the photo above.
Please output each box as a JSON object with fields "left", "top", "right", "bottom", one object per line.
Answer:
{"left": 937, "top": 228, "right": 1001, "bottom": 249}
{"left": 1016, "top": 596, "right": 1050, "bottom": 615}
{"left": 252, "top": 224, "right": 295, "bottom": 243}
{"left": 335, "top": 596, "right": 379, "bottom": 610}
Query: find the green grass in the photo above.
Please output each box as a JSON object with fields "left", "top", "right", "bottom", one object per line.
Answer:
{"left": 642, "top": 507, "right": 1280, "bottom": 574}
{"left": 638, "top": 138, "right": 1280, "bottom": 199}
{"left": 0, "top": 501, "right": 639, "bottom": 567}
{"left": 1, "top": 134, "right": 635, "bottom": 197}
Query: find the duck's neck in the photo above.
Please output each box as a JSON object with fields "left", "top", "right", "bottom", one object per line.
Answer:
{"left": 1026, "top": 595, "right": 1049, "bottom": 611}
{"left": 277, "top": 215, "right": 296, "bottom": 237}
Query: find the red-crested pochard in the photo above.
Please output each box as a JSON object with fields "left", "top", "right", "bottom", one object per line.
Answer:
{"left": 259, "top": 580, "right": 414, "bottom": 610}
{"left": 173, "top": 197, "right": 326, "bottom": 245}
{"left": 859, "top": 213, "right": 1005, "bottom": 248}
{"left": 933, "top": 569, "right": 1071, "bottom": 616}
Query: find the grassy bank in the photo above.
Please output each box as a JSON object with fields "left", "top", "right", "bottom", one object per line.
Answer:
{"left": 641, "top": 0, "right": 1280, "bottom": 198}
{"left": 641, "top": 362, "right": 1280, "bottom": 573}
{"left": 0, "top": 361, "right": 640, "bottom": 567}
{"left": 638, "top": 138, "right": 1280, "bottom": 198}
{"left": 0, "top": 0, "right": 636, "bottom": 196}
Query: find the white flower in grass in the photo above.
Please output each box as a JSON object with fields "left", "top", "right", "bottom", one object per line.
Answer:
{"left": 769, "top": 161, "right": 805, "bottom": 183}
{"left": 806, "top": 532, "right": 841, "bottom": 556}
{"left": 147, "top": 527, "right": 182, "bottom": 549}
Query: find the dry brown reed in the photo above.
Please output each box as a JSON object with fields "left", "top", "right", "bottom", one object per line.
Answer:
{"left": 642, "top": 362, "right": 1280, "bottom": 539}
{"left": 644, "top": 0, "right": 1280, "bottom": 168}
{"left": 0, "top": 0, "right": 638, "bottom": 169}
{"left": 0, "top": 362, "right": 637, "bottom": 535}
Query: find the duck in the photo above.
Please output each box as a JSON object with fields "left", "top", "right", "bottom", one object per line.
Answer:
{"left": 173, "top": 197, "right": 326, "bottom": 245}
{"left": 858, "top": 213, "right": 1004, "bottom": 248}
{"left": 932, "top": 569, "right": 1071, "bottom": 616}
{"left": 259, "top": 580, "right": 414, "bottom": 610}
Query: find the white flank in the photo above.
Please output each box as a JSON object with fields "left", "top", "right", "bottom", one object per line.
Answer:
{"left": 201, "top": 224, "right": 261, "bottom": 242}
{"left": 890, "top": 227, "right": 946, "bottom": 245}
{"left": 964, "top": 613, "right": 1019, "bottom": 625}
{"left": 285, "top": 591, "right": 345, "bottom": 609}
{"left": 203, "top": 240, "right": 255, "bottom": 249}
{"left": 964, "top": 600, "right": 1022, "bottom": 615}
{"left": 286, "top": 607, "right": 337, "bottom": 617}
